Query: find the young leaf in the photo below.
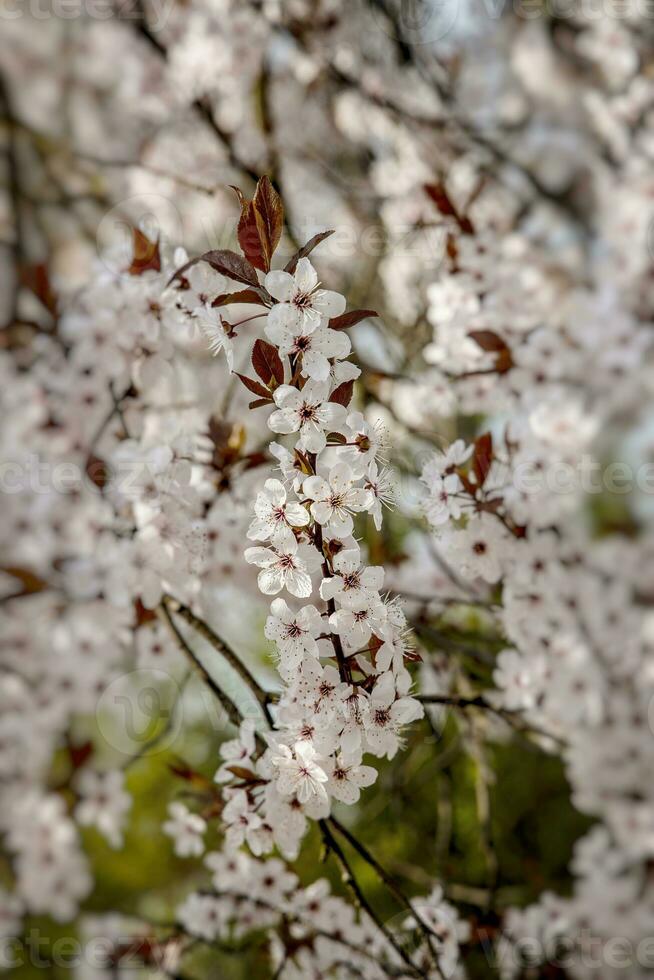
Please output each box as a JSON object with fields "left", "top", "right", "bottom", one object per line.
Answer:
{"left": 253, "top": 176, "right": 284, "bottom": 268}
{"left": 329, "top": 309, "right": 378, "bottom": 331}
{"left": 127, "top": 228, "right": 161, "bottom": 276}
{"left": 233, "top": 186, "right": 267, "bottom": 273}
{"left": 21, "top": 262, "right": 58, "bottom": 318}
{"left": 285, "top": 229, "right": 335, "bottom": 274}
{"left": 472, "top": 432, "right": 493, "bottom": 488}
{"left": 235, "top": 373, "right": 272, "bottom": 399}
{"left": 204, "top": 249, "right": 260, "bottom": 286}
{"left": 468, "top": 330, "right": 513, "bottom": 373}
{"left": 329, "top": 380, "right": 354, "bottom": 406}
{"left": 424, "top": 183, "right": 474, "bottom": 235}
{"left": 226, "top": 765, "right": 261, "bottom": 783}
{"left": 249, "top": 397, "right": 274, "bottom": 410}
{"left": 212, "top": 289, "right": 265, "bottom": 308}
{"left": 252, "top": 338, "right": 284, "bottom": 386}
{"left": 167, "top": 249, "right": 259, "bottom": 288}
{"left": 468, "top": 330, "right": 507, "bottom": 353}
{"left": 232, "top": 177, "right": 284, "bottom": 273}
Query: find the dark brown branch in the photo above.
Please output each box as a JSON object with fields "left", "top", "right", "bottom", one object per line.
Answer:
{"left": 319, "top": 820, "right": 428, "bottom": 979}
{"left": 162, "top": 594, "right": 274, "bottom": 726}
{"left": 159, "top": 599, "right": 265, "bottom": 751}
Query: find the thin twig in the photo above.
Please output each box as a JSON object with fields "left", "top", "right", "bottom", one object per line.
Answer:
{"left": 158, "top": 600, "right": 264, "bottom": 750}
{"left": 162, "top": 594, "right": 274, "bottom": 726}
{"left": 319, "top": 820, "right": 427, "bottom": 979}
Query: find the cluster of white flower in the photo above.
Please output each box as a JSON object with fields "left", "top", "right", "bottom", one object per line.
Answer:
{"left": 418, "top": 115, "right": 654, "bottom": 978}
{"left": 175, "top": 848, "right": 468, "bottom": 980}
{"left": 5, "top": 0, "right": 654, "bottom": 976}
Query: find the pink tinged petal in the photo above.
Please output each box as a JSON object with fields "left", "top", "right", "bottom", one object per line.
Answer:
{"left": 340, "top": 727, "right": 362, "bottom": 755}
{"left": 299, "top": 605, "right": 323, "bottom": 632}
{"left": 264, "top": 270, "right": 296, "bottom": 302}
{"left": 264, "top": 319, "right": 289, "bottom": 346}
{"left": 244, "top": 547, "right": 276, "bottom": 568}
{"left": 264, "top": 616, "right": 285, "bottom": 642}
{"left": 285, "top": 568, "right": 313, "bottom": 599}
{"left": 258, "top": 567, "right": 285, "bottom": 595}
{"left": 317, "top": 329, "right": 350, "bottom": 358}
{"left": 301, "top": 307, "right": 322, "bottom": 334}
{"left": 303, "top": 475, "right": 330, "bottom": 500}
{"left": 320, "top": 578, "right": 340, "bottom": 601}
{"left": 332, "top": 779, "right": 360, "bottom": 805}
{"left": 319, "top": 403, "right": 347, "bottom": 430}
{"left": 268, "top": 410, "right": 298, "bottom": 435}
{"left": 263, "top": 479, "right": 287, "bottom": 506}
{"left": 362, "top": 566, "right": 384, "bottom": 591}
{"left": 270, "top": 525, "right": 298, "bottom": 551}
{"left": 266, "top": 303, "right": 298, "bottom": 336}
{"left": 328, "top": 513, "right": 353, "bottom": 538}
{"left": 348, "top": 488, "right": 372, "bottom": 511}
{"left": 246, "top": 519, "right": 271, "bottom": 542}
{"left": 333, "top": 549, "right": 360, "bottom": 574}
{"left": 315, "top": 290, "right": 346, "bottom": 318}
{"left": 284, "top": 502, "right": 310, "bottom": 527}
{"left": 311, "top": 500, "right": 334, "bottom": 525}
{"left": 302, "top": 351, "right": 331, "bottom": 381}
{"left": 300, "top": 424, "right": 327, "bottom": 454}
{"left": 270, "top": 597, "right": 290, "bottom": 620}
{"left": 272, "top": 384, "right": 299, "bottom": 408}
{"left": 328, "top": 461, "right": 354, "bottom": 491}
{"left": 392, "top": 697, "right": 424, "bottom": 724}
{"left": 297, "top": 546, "right": 322, "bottom": 572}
{"left": 294, "top": 258, "right": 319, "bottom": 294}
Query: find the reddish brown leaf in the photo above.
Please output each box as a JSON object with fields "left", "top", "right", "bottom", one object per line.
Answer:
{"left": 85, "top": 453, "right": 109, "bottom": 491}
{"left": 232, "top": 177, "right": 284, "bottom": 273}
{"left": 249, "top": 397, "right": 274, "bottom": 410}
{"left": 134, "top": 599, "right": 158, "bottom": 627}
{"left": 169, "top": 761, "right": 212, "bottom": 789}
{"left": 252, "top": 338, "right": 284, "bottom": 386}
{"left": 403, "top": 648, "right": 424, "bottom": 663}
{"left": 424, "top": 183, "right": 474, "bottom": 235}
{"left": 329, "top": 380, "right": 354, "bottom": 406}
{"left": 167, "top": 249, "right": 259, "bottom": 288}
{"left": 495, "top": 347, "right": 514, "bottom": 374}
{"left": 468, "top": 330, "right": 507, "bottom": 353}
{"left": 472, "top": 432, "right": 493, "bottom": 488}
{"left": 253, "top": 176, "right": 284, "bottom": 268}
{"left": 21, "top": 263, "right": 58, "bottom": 318}
{"left": 68, "top": 739, "right": 94, "bottom": 770}
{"left": 285, "top": 230, "right": 335, "bottom": 274}
{"left": 2, "top": 566, "right": 48, "bottom": 596}
{"left": 329, "top": 309, "right": 378, "bottom": 331}
{"left": 212, "top": 289, "right": 265, "bottom": 308}
{"left": 233, "top": 186, "right": 267, "bottom": 273}
{"left": 226, "top": 765, "right": 260, "bottom": 783}
{"left": 204, "top": 249, "right": 260, "bottom": 286}
{"left": 235, "top": 372, "right": 273, "bottom": 398}
{"left": 127, "top": 228, "right": 161, "bottom": 275}
{"left": 468, "top": 330, "right": 513, "bottom": 373}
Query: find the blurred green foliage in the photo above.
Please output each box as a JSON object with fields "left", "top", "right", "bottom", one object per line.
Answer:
{"left": 6, "top": 690, "right": 591, "bottom": 979}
